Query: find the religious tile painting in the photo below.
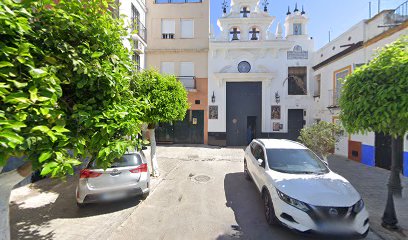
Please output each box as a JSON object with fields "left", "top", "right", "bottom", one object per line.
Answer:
{"left": 273, "top": 122, "right": 280, "bottom": 132}
{"left": 209, "top": 105, "right": 218, "bottom": 119}
{"left": 271, "top": 105, "right": 281, "bottom": 119}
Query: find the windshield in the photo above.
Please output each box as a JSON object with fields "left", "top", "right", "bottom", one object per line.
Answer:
{"left": 266, "top": 148, "right": 329, "bottom": 174}
{"left": 89, "top": 154, "right": 142, "bottom": 169}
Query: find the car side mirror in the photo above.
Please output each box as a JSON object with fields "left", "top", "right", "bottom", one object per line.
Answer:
{"left": 322, "top": 160, "right": 328, "bottom": 166}
{"left": 257, "top": 159, "right": 263, "bottom": 166}
{"left": 142, "top": 146, "right": 147, "bottom": 150}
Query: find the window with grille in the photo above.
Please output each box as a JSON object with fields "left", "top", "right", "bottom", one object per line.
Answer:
{"left": 162, "top": 19, "right": 175, "bottom": 39}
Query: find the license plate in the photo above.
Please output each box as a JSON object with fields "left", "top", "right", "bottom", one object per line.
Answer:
{"left": 102, "top": 191, "right": 127, "bottom": 201}
{"left": 318, "top": 222, "right": 352, "bottom": 233}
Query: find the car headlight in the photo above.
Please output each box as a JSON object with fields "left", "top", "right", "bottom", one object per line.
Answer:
{"left": 276, "top": 189, "right": 310, "bottom": 212}
{"left": 353, "top": 199, "right": 364, "bottom": 213}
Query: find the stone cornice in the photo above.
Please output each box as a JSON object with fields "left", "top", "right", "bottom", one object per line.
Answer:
{"left": 146, "top": 48, "right": 209, "bottom": 53}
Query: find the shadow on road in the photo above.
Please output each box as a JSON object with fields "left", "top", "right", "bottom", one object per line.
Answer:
{"left": 10, "top": 175, "right": 141, "bottom": 240}
{"left": 222, "top": 172, "right": 312, "bottom": 240}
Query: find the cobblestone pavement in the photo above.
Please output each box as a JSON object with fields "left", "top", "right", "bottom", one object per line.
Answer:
{"left": 9, "top": 145, "right": 406, "bottom": 240}
{"left": 328, "top": 155, "right": 408, "bottom": 240}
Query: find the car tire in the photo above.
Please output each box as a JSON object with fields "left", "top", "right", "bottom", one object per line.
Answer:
{"left": 141, "top": 190, "right": 150, "bottom": 200}
{"left": 76, "top": 202, "right": 87, "bottom": 208}
{"left": 244, "top": 160, "right": 251, "bottom": 181}
{"left": 263, "top": 190, "right": 279, "bottom": 226}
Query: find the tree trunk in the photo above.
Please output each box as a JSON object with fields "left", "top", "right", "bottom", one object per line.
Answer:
{"left": 382, "top": 135, "right": 403, "bottom": 230}
{"left": 0, "top": 162, "right": 32, "bottom": 240}
{"left": 148, "top": 128, "right": 160, "bottom": 177}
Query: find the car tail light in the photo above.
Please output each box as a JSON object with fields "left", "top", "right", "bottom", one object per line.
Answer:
{"left": 80, "top": 169, "right": 102, "bottom": 178}
{"left": 129, "top": 163, "right": 148, "bottom": 173}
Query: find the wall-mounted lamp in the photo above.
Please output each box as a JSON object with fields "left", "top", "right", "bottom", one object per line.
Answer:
{"left": 275, "top": 91, "right": 280, "bottom": 104}
{"left": 211, "top": 91, "right": 216, "bottom": 103}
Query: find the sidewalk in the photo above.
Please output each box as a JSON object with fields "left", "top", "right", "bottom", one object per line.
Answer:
{"left": 328, "top": 155, "right": 408, "bottom": 240}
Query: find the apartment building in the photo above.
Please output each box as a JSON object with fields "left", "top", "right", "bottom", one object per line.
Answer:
{"left": 119, "top": 0, "right": 147, "bottom": 71}
{"left": 146, "top": 0, "right": 209, "bottom": 144}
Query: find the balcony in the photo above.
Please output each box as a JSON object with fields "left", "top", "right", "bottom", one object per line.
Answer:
{"left": 155, "top": 0, "right": 202, "bottom": 3}
{"left": 177, "top": 76, "right": 196, "bottom": 90}
{"left": 132, "top": 20, "right": 147, "bottom": 43}
{"left": 392, "top": 1, "right": 408, "bottom": 24}
{"left": 328, "top": 89, "right": 340, "bottom": 109}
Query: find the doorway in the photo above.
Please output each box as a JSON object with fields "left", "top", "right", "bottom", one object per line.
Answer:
{"left": 287, "top": 109, "right": 304, "bottom": 141}
{"left": 375, "top": 133, "right": 392, "bottom": 170}
{"left": 246, "top": 116, "right": 257, "bottom": 145}
{"left": 226, "top": 82, "right": 262, "bottom": 146}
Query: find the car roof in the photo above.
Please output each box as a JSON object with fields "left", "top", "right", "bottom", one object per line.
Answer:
{"left": 254, "top": 139, "right": 307, "bottom": 150}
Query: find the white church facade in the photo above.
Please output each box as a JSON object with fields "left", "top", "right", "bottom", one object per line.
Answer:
{"left": 208, "top": 0, "right": 316, "bottom": 146}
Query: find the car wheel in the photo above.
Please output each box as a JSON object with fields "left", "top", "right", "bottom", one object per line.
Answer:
{"left": 141, "top": 191, "right": 150, "bottom": 200}
{"left": 244, "top": 160, "right": 251, "bottom": 181}
{"left": 263, "top": 190, "right": 279, "bottom": 226}
{"left": 76, "top": 202, "right": 87, "bottom": 208}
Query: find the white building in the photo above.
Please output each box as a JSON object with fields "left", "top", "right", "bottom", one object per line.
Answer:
{"left": 208, "top": 0, "right": 315, "bottom": 146}
{"left": 312, "top": 6, "right": 408, "bottom": 176}
{"left": 118, "top": 0, "right": 147, "bottom": 71}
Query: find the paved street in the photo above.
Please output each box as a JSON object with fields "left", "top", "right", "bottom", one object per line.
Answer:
{"left": 9, "top": 146, "right": 407, "bottom": 240}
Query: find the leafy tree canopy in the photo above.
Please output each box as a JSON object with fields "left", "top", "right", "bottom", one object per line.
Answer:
{"left": 298, "top": 121, "right": 342, "bottom": 159}
{"left": 340, "top": 36, "right": 408, "bottom": 137}
{"left": 0, "top": 0, "right": 145, "bottom": 177}
{"left": 131, "top": 69, "right": 189, "bottom": 127}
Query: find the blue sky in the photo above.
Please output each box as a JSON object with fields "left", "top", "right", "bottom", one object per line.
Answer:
{"left": 210, "top": 0, "right": 406, "bottom": 49}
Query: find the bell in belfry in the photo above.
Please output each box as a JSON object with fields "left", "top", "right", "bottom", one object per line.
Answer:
{"left": 231, "top": 28, "right": 239, "bottom": 41}
{"left": 250, "top": 28, "right": 258, "bottom": 40}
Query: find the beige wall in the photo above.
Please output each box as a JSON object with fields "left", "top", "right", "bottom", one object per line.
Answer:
{"left": 146, "top": 0, "right": 209, "bottom": 51}
{"left": 146, "top": 0, "right": 209, "bottom": 143}
{"left": 146, "top": 51, "right": 208, "bottom": 78}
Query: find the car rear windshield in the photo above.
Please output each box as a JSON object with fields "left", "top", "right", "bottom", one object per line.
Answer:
{"left": 266, "top": 149, "right": 329, "bottom": 174}
{"left": 89, "top": 154, "right": 142, "bottom": 169}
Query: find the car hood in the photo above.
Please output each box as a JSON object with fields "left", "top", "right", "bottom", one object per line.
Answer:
{"left": 269, "top": 170, "right": 360, "bottom": 207}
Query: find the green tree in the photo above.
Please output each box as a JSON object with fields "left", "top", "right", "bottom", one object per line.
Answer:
{"left": 0, "top": 1, "right": 145, "bottom": 238}
{"left": 131, "top": 69, "right": 189, "bottom": 176}
{"left": 340, "top": 36, "right": 408, "bottom": 230}
{"left": 298, "top": 121, "right": 342, "bottom": 163}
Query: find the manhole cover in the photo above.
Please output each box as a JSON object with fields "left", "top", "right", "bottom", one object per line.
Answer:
{"left": 192, "top": 175, "right": 211, "bottom": 183}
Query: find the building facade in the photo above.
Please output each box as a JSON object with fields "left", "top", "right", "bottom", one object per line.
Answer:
{"left": 146, "top": 0, "right": 209, "bottom": 144}
{"left": 208, "top": 0, "right": 315, "bottom": 146}
{"left": 313, "top": 4, "right": 408, "bottom": 176}
{"left": 119, "top": 0, "right": 147, "bottom": 71}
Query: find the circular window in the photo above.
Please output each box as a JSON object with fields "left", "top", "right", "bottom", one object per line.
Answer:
{"left": 238, "top": 61, "right": 251, "bottom": 73}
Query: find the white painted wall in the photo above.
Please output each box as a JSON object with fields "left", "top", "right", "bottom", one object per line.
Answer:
{"left": 120, "top": 0, "right": 147, "bottom": 70}
{"left": 209, "top": 0, "right": 316, "bottom": 135}
{"left": 313, "top": 9, "right": 408, "bottom": 156}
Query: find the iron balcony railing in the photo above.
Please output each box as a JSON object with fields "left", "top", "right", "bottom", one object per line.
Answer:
{"left": 392, "top": 1, "right": 408, "bottom": 23}
{"left": 177, "top": 76, "right": 196, "bottom": 90}
{"left": 132, "top": 20, "right": 147, "bottom": 42}
{"left": 328, "top": 89, "right": 340, "bottom": 108}
{"left": 154, "top": 0, "right": 202, "bottom": 3}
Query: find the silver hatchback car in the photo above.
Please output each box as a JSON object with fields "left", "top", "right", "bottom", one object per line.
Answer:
{"left": 76, "top": 150, "right": 150, "bottom": 207}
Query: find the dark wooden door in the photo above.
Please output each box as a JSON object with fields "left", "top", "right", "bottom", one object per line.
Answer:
{"left": 375, "top": 133, "right": 392, "bottom": 170}
{"left": 226, "top": 82, "right": 262, "bottom": 146}
{"left": 173, "top": 110, "right": 204, "bottom": 144}
{"left": 287, "top": 109, "right": 304, "bottom": 141}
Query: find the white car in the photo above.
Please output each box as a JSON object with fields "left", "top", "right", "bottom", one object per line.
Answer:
{"left": 244, "top": 139, "right": 369, "bottom": 238}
